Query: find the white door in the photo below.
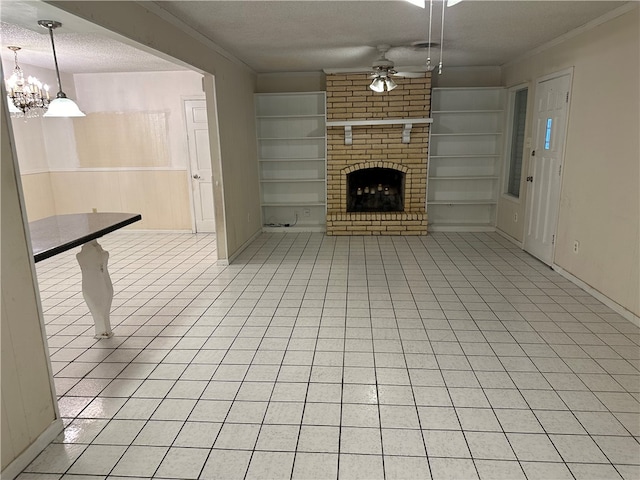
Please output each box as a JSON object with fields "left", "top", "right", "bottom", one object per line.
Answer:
{"left": 524, "top": 72, "right": 571, "bottom": 264}
{"left": 185, "top": 99, "right": 215, "bottom": 233}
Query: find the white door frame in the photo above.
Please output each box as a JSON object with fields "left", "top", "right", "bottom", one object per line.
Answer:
{"left": 523, "top": 67, "right": 573, "bottom": 264}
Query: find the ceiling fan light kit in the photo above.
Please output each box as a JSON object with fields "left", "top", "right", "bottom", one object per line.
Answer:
{"left": 38, "top": 19, "right": 85, "bottom": 117}
{"left": 368, "top": 45, "right": 402, "bottom": 92}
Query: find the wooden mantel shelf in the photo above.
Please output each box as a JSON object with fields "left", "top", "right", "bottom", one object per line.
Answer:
{"left": 326, "top": 118, "right": 432, "bottom": 145}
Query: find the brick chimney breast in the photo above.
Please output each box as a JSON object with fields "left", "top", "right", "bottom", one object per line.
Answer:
{"left": 326, "top": 73, "right": 431, "bottom": 235}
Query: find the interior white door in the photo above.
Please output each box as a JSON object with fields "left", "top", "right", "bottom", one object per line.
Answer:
{"left": 185, "top": 99, "right": 215, "bottom": 233}
{"left": 524, "top": 72, "right": 571, "bottom": 264}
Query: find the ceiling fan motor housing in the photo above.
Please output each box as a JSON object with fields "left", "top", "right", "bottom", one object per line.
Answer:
{"left": 372, "top": 57, "right": 394, "bottom": 70}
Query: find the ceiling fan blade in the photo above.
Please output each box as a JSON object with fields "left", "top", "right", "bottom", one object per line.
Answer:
{"left": 393, "top": 72, "right": 426, "bottom": 78}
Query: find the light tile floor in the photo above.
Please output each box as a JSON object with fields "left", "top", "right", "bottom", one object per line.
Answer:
{"left": 19, "top": 231, "right": 640, "bottom": 480}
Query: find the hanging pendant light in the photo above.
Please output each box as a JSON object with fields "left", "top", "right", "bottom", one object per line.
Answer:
{"left": 4, "top": 46, "right": 50, "bottom": 118}
{"left": 38, "top": 20, "right": 85, "bottom": 118}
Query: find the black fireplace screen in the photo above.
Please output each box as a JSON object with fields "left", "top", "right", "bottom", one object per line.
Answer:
{"left": 347, "top": 167, "right": 404, "bottom": 212}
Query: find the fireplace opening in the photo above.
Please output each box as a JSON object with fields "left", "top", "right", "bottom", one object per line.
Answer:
{"left": 347, "top": 167, "right": 404, "bottom": 212}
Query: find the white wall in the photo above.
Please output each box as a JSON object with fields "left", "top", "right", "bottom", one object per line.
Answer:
{"left": 1, "top": 93, "right": 61, "bottom": 476}
{"left": 499, "top": 6, "right": 639, "bottom": 317}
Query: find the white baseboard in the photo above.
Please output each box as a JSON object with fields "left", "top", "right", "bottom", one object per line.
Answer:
{"left": 553, "top": 265, "right": 640, "bottom": 327}
{"left": 262, "top": 226, "right": 326, "bottom": 233}
{"left": 495, "top": 228, "right": 524, "bottom": 248}
{"left": 1, "top": 418, "right": 64, "bottom": 480}
{"left": 125, "top": 229, "right": 196, "bottom": 234}
{"left": 429, "top": 225, "right": 496, "bottom": 233}
{"left": 219, "top": 228, "right": 263, "bottom": 266}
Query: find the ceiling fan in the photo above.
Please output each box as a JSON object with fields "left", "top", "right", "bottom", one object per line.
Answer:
{"left": 369, "top": 44, "right": 428, "bottom": 92}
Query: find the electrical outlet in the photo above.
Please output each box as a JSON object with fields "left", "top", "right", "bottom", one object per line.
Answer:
{"left": 573, "top": 241, "right": 579, "bottom": 254}
{"left": 92, "top": 207, "right": 97, "bottom": 213}
{"left": 514, "top": 213, "right": 518, "bottom": 223}
{"left": 303, "top": 208, "right": 311, "bottom": 217}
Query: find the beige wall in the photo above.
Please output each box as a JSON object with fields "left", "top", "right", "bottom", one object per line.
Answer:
{"left": 500, "top": 7, "right": 639, "bottom": 316}
{"left": 50, "top": 1, "right": 260, "bottom": 259}
{"left": 20, "top": 172, "right": 56, "bottom": 221}
{"left": 432, "top": 66, "right": 502, "bottom": 88}
{"left": 48, "top": 170, "right": 191, "bottom": 230}
{"left": 257, "top": 72, "right": 326, "bottom": 93}
{"left": 1, "top": 96, "right": 60, "bottom": 473}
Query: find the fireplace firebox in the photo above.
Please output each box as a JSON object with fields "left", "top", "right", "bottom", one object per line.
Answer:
{"left": 347, "top": 167, "right": 404, "bottom": 212}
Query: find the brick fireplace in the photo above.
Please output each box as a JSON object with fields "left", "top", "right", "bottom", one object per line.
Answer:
{"left": 325, "top": 73, "right": 431, "bottom": 235}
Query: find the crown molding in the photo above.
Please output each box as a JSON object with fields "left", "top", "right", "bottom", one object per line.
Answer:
{"left": 503, "top": 2, "right": 638, "bottom": 69}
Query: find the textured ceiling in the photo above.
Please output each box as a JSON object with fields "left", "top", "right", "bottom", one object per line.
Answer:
{"left": 0, "top": 0, "right": 630, "bottom": 75}
{"left": 156, "top": 0, "right": 628, "bottom": 73}
{"left": 0, "top": 1, "right": 187, "bottom": 73}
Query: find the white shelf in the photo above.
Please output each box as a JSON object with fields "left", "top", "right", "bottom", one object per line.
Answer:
{"left": 256, "top": 92, "right": 327, "bottom": 230}
{"left": 432, "top": 110, "right": 503, "bottom": 114}
{"left": 259, "top": 157, "right": 325, "bottom": 162}
{"left": 260, "top": 179, "right": 325, "bottom": 183}
{"left": 257, "top": 114, "right": 325, "bottom": 119}
{"left": 431, "top": 133, "right": 502, "bottom": 137}
{"left": 427, "top": 87, "right": 505, "bottom": 232}
{"left": 429, "top": 176, "right": 499, "bottom": 180}
{"left": 430, "top": 154, "right": 500, "bottom": 159}
{"left": 258, "top": 136, "right": 326, "bottom": 140}
{"left": 428, "top": 200, "right": 497, "bottom": 205}
{"left": 262, "top": 202, "right": 326, "bottom": 207}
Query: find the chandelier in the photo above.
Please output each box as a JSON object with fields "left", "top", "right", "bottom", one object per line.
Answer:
{"left": 5, "top": 46, "right": 50, "bottom": 118}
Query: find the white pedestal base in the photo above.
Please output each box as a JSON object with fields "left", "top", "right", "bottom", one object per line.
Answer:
{"left": 76, "top": 240, "right": 114, "bottom": 339}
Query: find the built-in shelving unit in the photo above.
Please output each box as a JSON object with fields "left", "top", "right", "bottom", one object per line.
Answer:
{"left": 255, "top": 92, "right": 326, "bottom": 231}
{"left": 427, "top": 87, "right": 505, "bottom": 231}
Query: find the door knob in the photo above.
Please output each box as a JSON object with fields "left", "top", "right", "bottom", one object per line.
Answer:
{"left": 192, "top": 174, "right": 201, "bottom": 180}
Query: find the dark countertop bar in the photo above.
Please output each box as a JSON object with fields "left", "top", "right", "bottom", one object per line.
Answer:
{"left": 30, "top": 212, "right": 142, "bottom": 263}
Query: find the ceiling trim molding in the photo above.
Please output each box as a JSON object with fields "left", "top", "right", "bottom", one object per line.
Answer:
{"left": 141, "top": 1, "right": 255, "bottom": 75}
{"left": 503, "top": 2, "right": 638, "bottom": 69}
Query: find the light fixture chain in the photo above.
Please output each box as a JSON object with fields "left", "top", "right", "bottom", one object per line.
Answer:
{"left": 427, "top": 0, "right": 433, "bottom": 70}
{"left": 439, "top": 0, "right": 445, "bottom": 74}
